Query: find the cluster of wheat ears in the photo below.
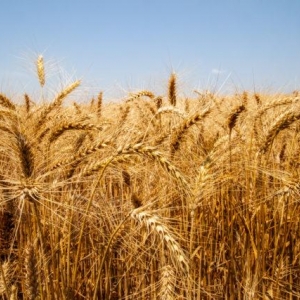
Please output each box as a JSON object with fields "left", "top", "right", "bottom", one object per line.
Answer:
{"left": 0, "top": 55, "right": 300, "bottom": 299}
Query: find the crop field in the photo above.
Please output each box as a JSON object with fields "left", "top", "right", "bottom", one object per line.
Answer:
{"left": 1, "top": 56, "right": 300, "bottom": 299}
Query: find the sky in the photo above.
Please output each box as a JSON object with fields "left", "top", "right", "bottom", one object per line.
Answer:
{"left": 0, "top": 0, "right": 300, "bottom": 101}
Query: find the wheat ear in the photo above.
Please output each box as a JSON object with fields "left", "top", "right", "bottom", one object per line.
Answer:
{"left": 49, "top": 139, "right": 111, "bottom": 172}
{"left": 228, "top": 104, "right": 246, "bottom": 133}
{"left": 16, "top": 132, "right": 35, "bottom": 179}
{"left": 0, "top": 261, "right": 11, "bottom": 298}
{"left": 24, "top": 94, "right": 31, "bottom": 114}
{"left": 120, "top": 143, "right": 190, "bottom": 192}
{"left": 24, "top": 244, "right": 39, "bottom": 300}
{"left": 168, "top": 73, "right": 177, "bottom": 106}
{"left": 260, "top": 110, "right": 300, "bottom": 154}
{"left": 35, "top": 80, "right": 81, "bottom": 129}
{"left": 0, "top": 94, "right": 16, "bottom": 111}
{"left": 170, "top": 108, "right": 211, "bottom": 156}
{"left": 126, "top": 90, "right": 155, "bottom": 102}
{"left": 97, "top": 91, "right": 103, "bottom": 117}
{"left": 36, "top": 55, "right": 45, "bottom": 87}
{"left": 158, "top": 265, "right": 177, "bottom": 300}
{"left": 48, "top": 122, "right": 103, "bottom": 144}
{"left": 131, "top": 207, "right": 189, "bottom": 274}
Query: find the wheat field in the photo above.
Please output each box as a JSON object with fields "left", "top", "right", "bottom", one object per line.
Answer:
{"left": 0, "top": 56, "right": 300, "bottom": 299}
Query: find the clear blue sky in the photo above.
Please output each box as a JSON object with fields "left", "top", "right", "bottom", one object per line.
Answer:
{"left": 1, "top": 0, "right": 300, "bottom": 100}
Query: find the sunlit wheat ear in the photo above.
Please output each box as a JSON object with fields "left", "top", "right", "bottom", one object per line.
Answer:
{"left": 49, "top": 139, "right": 111, "bottom": 173}
{"left": 36, "top": 55, "right": 45, "bottom": 87}
{"left": 170, "top": 107, "right": 211, "bottom": 156}
{"left": 131, "top": 208, "right": 189, "bottom": 274}
{"left": 16, "top": 132, "right": 35, "bottom": 179}
{"left": 47, "top": 122, "right": 103, "bottom": 144}
{"left": 259, "top": 110, "right": 300, "bottom": 154}
{"left": 227, "top": 104, "right": 246, "bottom": 134}
{"left": 126, "top": 90, "right": 155, "bottom": 102}
{"left": 168, "top": 73, "right": 177, "bottom": 106}
{"left": 120, "top": 143, "right": 191, "bottom": 193}
{"left": 24, "top": 244, "right": 38, "bottom": 300}
{"left": 156, "top": 106, "right": 187, "bottom": 118}
{"left": 159, "top": 265, "right": 177, "bottom": 300}
{"left": 35, "top": 80, "right": 81, "bottom": 129}
{"left": 0, "top": 94, "right": 16, "bottom": 111}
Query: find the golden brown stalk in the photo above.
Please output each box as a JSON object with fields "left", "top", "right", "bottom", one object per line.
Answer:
{"left": 36, "top": 55, "right": 45, "bottom": 87}
{"left": 24, "top": 244, "right": 39, "bottom": 300}
{"left": 97, "top": 91, "right": 103, "bottom": 117}
{"left": 259, "top": 110, "right": 300, "bottom": 154}
{"left": 0, "top": 94, "right": 16, "bottom": 111}
{"left": 168, "top": 73, "right": 177, "bottom": 106}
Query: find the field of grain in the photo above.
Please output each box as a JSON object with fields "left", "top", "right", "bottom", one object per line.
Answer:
{"left": 1, "top": 56, "right": 300, "bottom": 299}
